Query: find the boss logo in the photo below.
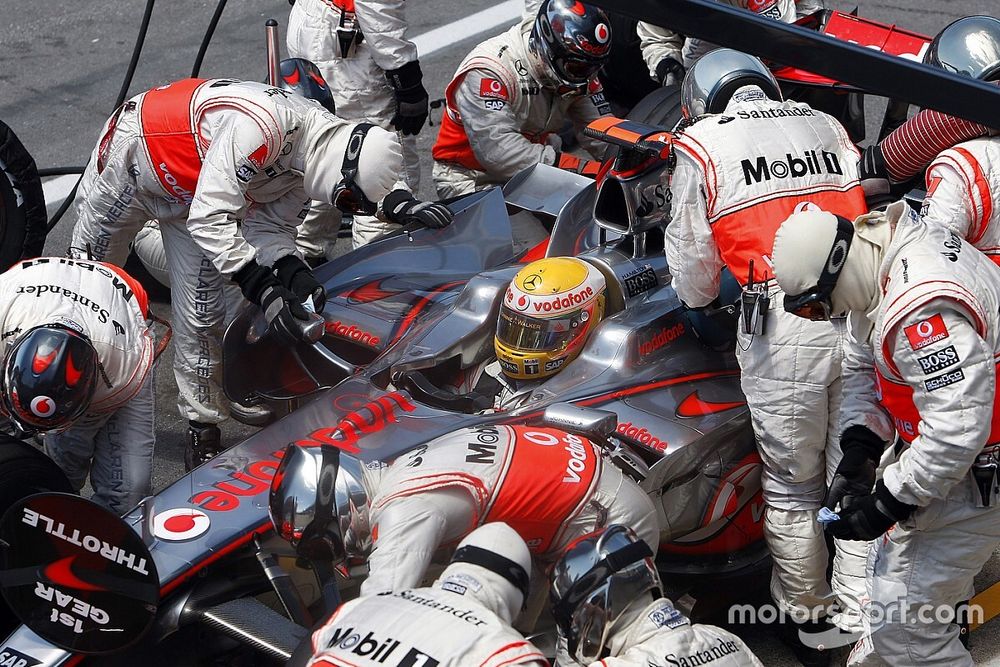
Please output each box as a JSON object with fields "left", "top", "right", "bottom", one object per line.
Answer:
{"left": 917, "top": 345, "right": 959, "bottom": 375}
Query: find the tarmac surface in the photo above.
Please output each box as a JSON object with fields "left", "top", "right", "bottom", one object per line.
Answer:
{"left": 2, "top": 0, "right": 1000, "bottom": 663}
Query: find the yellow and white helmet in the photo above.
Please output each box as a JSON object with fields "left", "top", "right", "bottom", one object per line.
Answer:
{"left": 495, "top": 257, "right": 606, "bottom": 380}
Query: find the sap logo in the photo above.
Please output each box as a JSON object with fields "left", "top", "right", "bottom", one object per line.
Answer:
{"left": 296, "top": 392, "right": 417, "bottom": 454}
{"left": 0, "top": 648, "right": 41, "bottom": 667}
{"left": 741, "top": 150, "right": 843, "bottom": 185}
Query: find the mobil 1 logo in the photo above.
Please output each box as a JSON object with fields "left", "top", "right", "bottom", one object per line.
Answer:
{"left": 399, "top": 648, "right": 440, "bottom": 666}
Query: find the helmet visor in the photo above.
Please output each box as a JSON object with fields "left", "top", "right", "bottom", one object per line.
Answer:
{"left": 497, "top": 304, "right": 593, "bottom": 352}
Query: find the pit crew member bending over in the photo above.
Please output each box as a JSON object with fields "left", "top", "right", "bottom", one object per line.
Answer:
{"left": 326, "top": 419, "right": 658, "bottom": 627}
{"left": 303, "top": 523, "right": 548, "bottom": 667}
{"left": 432, "top": 0, "right": 613, "bottom": 199}
{"left": 551, "top": 525, "right": 762, "bottom": 667}
{"left": 70, "top": 77, "right": 449, "bottom": 469}
{"left": 0, "top": 258, "right": 155, "bottom": 515}
{"left": 663, "top": 49, "right": 869, "bottom": 660}
{"left": 772, "top": 204, "right": 1000, "bottom": 666}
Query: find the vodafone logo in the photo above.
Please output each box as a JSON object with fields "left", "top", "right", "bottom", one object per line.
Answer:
{"left": 532, "top": 286, "right": 594, "bottom": 314}
{"left": 489, "top": 80, "right": 502, "bottom": 93}
{"left": 508, "top": 288, "right": 531, "bottom": 313}
{"left": 595, "top": 23, "right": 610, "bottom": 44}
{"left": 30, "top": 395, "right": 56, "bottom": 418}
{"left": 917, "top": 321, "right": 933, "bottom": 337}
{"left": 153, "top": 508, "right": 211, "bottom": 542}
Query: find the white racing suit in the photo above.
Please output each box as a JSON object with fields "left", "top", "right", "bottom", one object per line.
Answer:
{"left": 70, "top": 79, "right": 358, "bottom": 425}
{"left": 308, "top": 565, "right": 547, "bottom": 667}
{"left": 921, "top": 136, "right": 1000, "bottom": 264}
{"left": 593, "top": 599, "right": 763, "bottom": 667}
{"left": 637, "top": 0, "right": 820, "bottom": 73}
{"left": 360, "top": 425, "right": 659, "bottom": 607}
{"left": 431, "top": 24, "right": 611, "bottom": 199}
{"left": 287, "top": 0, "right": 418, "bottom": 249}
{"left": 664, "top": 88, "right": 868, "bottom": 628}
{"left": 840, "top": 206, "right": 1000, "bottom": 666}
{"left": 0, "top": 258, "right": 155, "bottom": 514}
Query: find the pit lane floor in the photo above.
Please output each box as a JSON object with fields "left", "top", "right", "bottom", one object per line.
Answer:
{"left": 3, "top": 0, "right": 999, "bottom": 663}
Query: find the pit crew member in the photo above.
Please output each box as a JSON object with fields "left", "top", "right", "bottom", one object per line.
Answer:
{"left": 432, "top": 0, "right": 614, "bottom": 199}
{"left": 0, "top": 258, "right": 155, "bottom": 515}
{"left": 303, "top": 523, "right": 548, "bottom": 667}
{"left": 772, "top": 203, "right": 1000, "bottom": 666}
{"left": 551, "top": 525, "right": 762, "bottom": 666}
{"left": 287, "top": 0, "right": 432, "bottom": 247}
{"left": 637, "top": 0, "right": 825, "bottom": 84}
{"left": 663, "top": 48, "right": 869, "bottom": 656}
{"left": 69, "top": 77, "right": 445, "bottom": 469}
{"left": 325, "top": 422, "right": 659, "bottom": 626}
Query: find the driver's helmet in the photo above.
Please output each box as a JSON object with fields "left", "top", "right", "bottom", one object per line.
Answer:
{"left": 334, "top": 454, "right": 373, "bottom": 563}
{"left": 924, "top": 16, "right": 1000, "bottom": 81}
{"left": 680, "top": 48, "right": 782, "bottom": 118}
{"left": 550, "top": 525, "right": 661, "bottom": 664}
{"left": 1, "top": 325, "right": 99, "bottom": 434}
{"left": 278, "top": 57, "right": 336, "bottom": 113}
{"left": 495, "top": 257, "right": 606, "bottom": 381}
{"left": 528, "top": 0, "right": 612, "bottom": 96}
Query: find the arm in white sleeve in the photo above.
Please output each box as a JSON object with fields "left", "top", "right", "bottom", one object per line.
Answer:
{"left": 355, "top": 0, "right": 418, "bottom": 73}
{"left": 362, "top": 488, "right": 476, "bottom": 596}
{"left": 637, "top": 22, "right": 684, "bottom": 80}
{"left": 241, "top": 187, "right": 312, "bottom": 267}
{"left": 454, "top": 69, "right": 556, "bottom": 180}
{"left": 839, "top": 317, "right": 896, "bottom": 442}
{"left": 186, "top": 114, "right": 270, "bottom": 277}
{"left": 921, "top": 156, "right": 981, "bottom": 242}
{"left": 569, "top": 83, "right": 612, "bottom": 160}
{"left": 882, "top": 301, "right": 995, "bottom": 506}
{"left": 664, "top": 155, "right": 724, "bottom": 308}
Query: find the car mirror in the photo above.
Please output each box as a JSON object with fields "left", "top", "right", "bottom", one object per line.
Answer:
{"left": 268, "top": 443, "right": 346, "bottom": 564}
{"left": 540, "top": 403, "right": 618, "bottom": 441}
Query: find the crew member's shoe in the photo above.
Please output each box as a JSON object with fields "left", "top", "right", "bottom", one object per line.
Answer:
{"left": 776, "top": 616, "right": 834, "bottom": 667}
{"left": 186, "top": 422, "right": 223, "bottom": 472}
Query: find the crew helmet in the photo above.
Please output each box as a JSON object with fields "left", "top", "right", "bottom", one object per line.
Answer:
{"left": 2, "top": 325, "right": 99, "bottom": 434}
{"left": 680, "top": 48, "right": 782, "bottom": 118}
{"left": 550, "top": 525, "right": 661, "bottom": 663}
{"left": 495, "top": 257, "right": 606, "bottom": 381}
{"left": 924, "top": 16, "right": 1000, "bottom": 82}
{"left": 529, "top": 0, "right": 612, "bottom": 95}
{"left": 278, "top": 57, "right": 336, "bottom": 113}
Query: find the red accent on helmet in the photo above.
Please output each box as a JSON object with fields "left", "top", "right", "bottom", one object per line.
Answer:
{"left": 32, "top": 348, "right": 58, "bottom": 375}
{"left": 283, "top": 68, "right": 301, "bottom": 86}
{"left": 65, "top": 352, "right": 83, "bottom": 387}
{"left": 569, "top": 1, "right": 586, "bottom": 15}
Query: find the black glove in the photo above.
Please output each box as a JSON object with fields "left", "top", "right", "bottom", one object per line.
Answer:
{"left": 382, "top": 189, "right": 453, "bottom": 229}
{"left": 274, "top": 254, "right": 326, "bottom": 312}
{"left": 386, "top": 60, "right": 429, "bottom": 136}
{"left": 859, "top": 144, "right": 890, "bottom": 198}
{"left": 233, "top": 259, "right": 310, "bottom": 329}
{"left": 824, "top": 425, "right": 885, "bottom": 512}
{"left": 826, "top": 480, "right": 917, "bottom": 542}
{"left": 655, "top": 57, "right": 685, "bottom": 87}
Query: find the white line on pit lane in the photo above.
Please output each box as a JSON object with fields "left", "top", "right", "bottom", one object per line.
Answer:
{"left": 42, "top": 173, "right": 80, "bottom": 210}
{"left": 412, "top": 0, "right": 522, "bottom": 57}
